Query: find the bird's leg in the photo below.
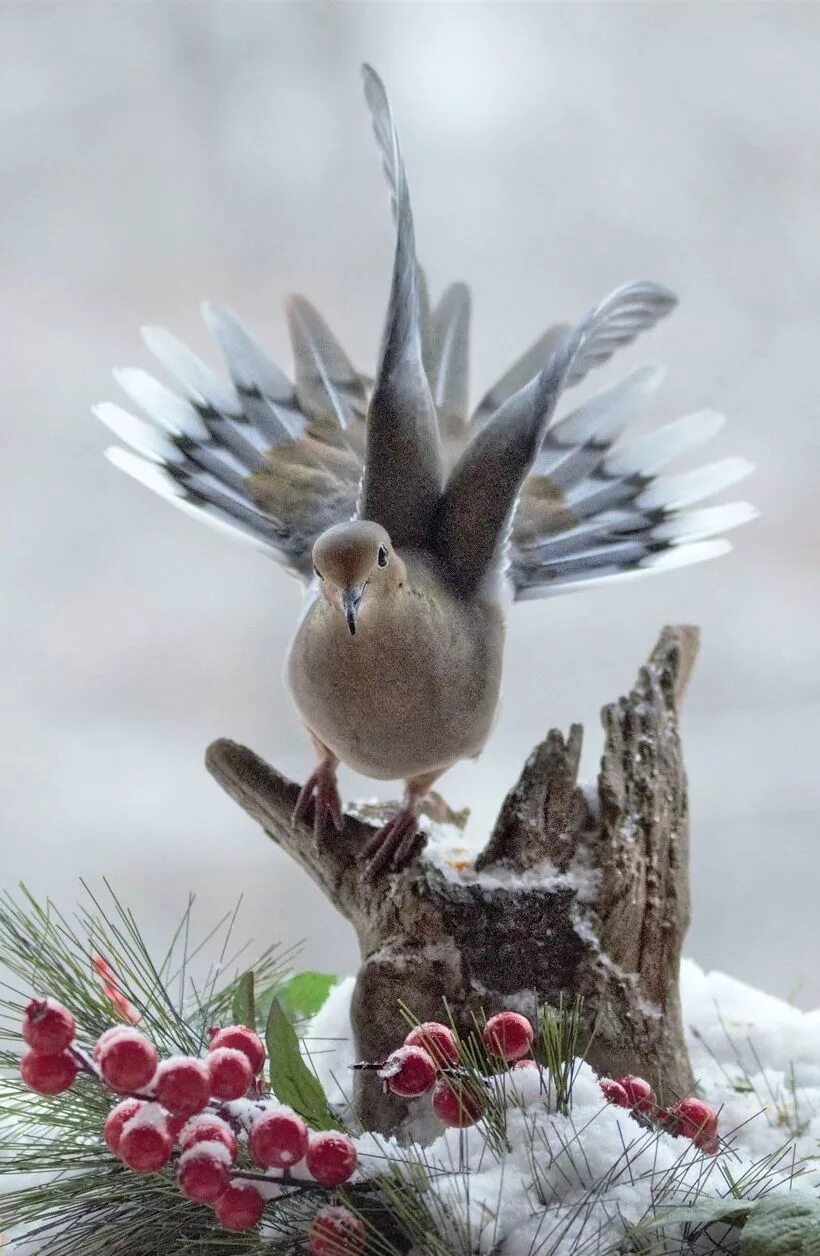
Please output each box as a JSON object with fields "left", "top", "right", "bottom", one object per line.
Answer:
{"left": 362, "top": 770, "right": 443, "bottom": 877}
{"left": 293, "top": 734, "right": 344, "bottom": 840}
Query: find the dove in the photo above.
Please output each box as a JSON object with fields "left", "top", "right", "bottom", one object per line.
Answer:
{"left": 95, "top": 65, "right": 755, "bottom": 875}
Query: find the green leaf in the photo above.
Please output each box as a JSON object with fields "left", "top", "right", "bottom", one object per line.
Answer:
{"left": 231, "top": 970, "right": 255, "bottom": 1030}
{"left": 742, "top": 1197, "right": 820, "bottom": 1256}
{"left": 277, "top": 970, "right": 338, "bottom": 1021}
{"left": 637, "top": 1198, "right": 752, "bottom": 1234}
{"left": 265, "top": 996, "right": 341, "bottom": 1130}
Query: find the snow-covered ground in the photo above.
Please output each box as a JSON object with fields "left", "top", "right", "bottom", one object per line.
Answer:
{"left": 306, "top": 960, "right": 820, "bottom": 1253}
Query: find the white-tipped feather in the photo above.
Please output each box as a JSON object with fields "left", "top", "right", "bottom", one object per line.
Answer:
{"left": 202, "top": 303, "right": 292, "bottom": 402}
{"left": 654, "top": 501, "right": 757, "bottom": 543}
{"left": 112, "top": 368, "right": 208, "bottom": 439}
{"left": 141, "top": 325, "right": 243, "bottom": 417}
{"left": 549, "top": 365, "right": 664, "bottom": 447}
{"left": 605, "top": 410, "right": 725, "bottom": 478}
{"left": 105, "top": 446, "right": 183, "bottom": 501}
{"left": 516, "top": 537, "right": 733, "bottom": 599}
{"left": 637, "top": 457, "right": 754, "bottom": 511}
{"left": 93, "top": 403, "right": 183, "bottom": 465}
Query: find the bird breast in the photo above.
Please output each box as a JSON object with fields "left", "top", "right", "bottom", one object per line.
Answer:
{"left": 285, "top": 560, "right": 505, "bottom": 782}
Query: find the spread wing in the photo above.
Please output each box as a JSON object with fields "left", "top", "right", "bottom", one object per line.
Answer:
{"left": 509, "top": 368, "right": 755, "bottom": 600}
{"left": 97, "top": 301, "right": 366, "bottom": 580}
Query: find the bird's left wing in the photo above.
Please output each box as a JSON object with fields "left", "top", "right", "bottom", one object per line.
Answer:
{"left": 96, "top": 301, "right": 367, "bottom": 581}
{"left": 358, "top": 65, "right": 444, "bottom": 547}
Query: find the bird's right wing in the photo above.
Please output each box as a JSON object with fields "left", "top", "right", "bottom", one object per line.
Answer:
{"left": 96, "top": 300, "right": 368, "bottom": 581}
{"left": 433, "top": 282, "right": 679, "bottom": 597}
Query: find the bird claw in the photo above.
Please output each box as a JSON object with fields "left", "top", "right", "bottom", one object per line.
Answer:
{"left": 361, "top": 808, "right": 426, "bottom": 878}
{"left": 293, "top": 764, "right": 344, "bottom": 841}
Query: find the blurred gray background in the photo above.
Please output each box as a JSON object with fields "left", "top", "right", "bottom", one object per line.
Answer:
{"left": 2, "top": 3, "right": 818, "bottom": 1005}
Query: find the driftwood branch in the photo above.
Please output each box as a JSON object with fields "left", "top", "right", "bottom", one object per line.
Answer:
{"left": 207, "top": 624, "right": 698, "bottom": 1132}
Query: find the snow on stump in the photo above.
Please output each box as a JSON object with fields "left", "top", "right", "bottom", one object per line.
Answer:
{"left": 206, "top": 624, "right": 697, "bottom": 1132}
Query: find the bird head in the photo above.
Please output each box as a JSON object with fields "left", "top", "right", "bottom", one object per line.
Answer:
{"left": 311, "top": 521, "right": 402, "bottom": 636}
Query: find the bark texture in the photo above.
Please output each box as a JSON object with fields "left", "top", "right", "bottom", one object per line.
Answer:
{"left": 206, "top": 625, "right": 697, "bottom": 1132}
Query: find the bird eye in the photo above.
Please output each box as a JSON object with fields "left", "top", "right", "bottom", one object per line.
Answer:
{"left": 377, "top": 544, "right": 389, "bottom": 568}
{"left": 313, "top": 564, "right": 324, "bottom": 581}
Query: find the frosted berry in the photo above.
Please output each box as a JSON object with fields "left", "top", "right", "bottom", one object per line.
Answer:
{"left": 166, "top": 1113, "right": 188, "bottom": 1143}
{"left": 309, "top": 1205, "right": 367, "bottom": 1255}
{"left": 305, "top": 1131, "right": 358, "bottom": 1185}
{"left": 514, "top": 1059, "right": 539, "bottom": 1070}
{"left": 98, "top": 1030, "right": 158, "bottom": 1093}
{"left": 207, "top": 1046, "right": 253, "bottom": 1100}
{"left": 93, "top": 1026, "right": 131, "bottom": 1061}
{"left": 178, "top": 1143, "right": 232, "bottom": 1203}
{"left": 20, "top": 1048, "right": 78, "bottom": 1096}
{"left": 214, "top": 1181, "right": 265, "bottom": 1231}
{"left": 696, "top": 1131, "right": 720, "bottom": 1156}
{"left": 617, "top": 1075, "right": 657, "bottom": 1114}
{"left": 249, "top": 1110, "right": 309, "bottom": 1168}
{"left": 403, "top": 1022, "right": 459, "bottom": 1069}
{"left": 155, "top": 1058, "right": 211, "bottom": 1117}
{"left": 208, "top": 1025, "right": 265, "bottom": 1075}
{"left": 431, "top": 1077, "right": 484, "bottom": 1127}
{"left": 482, "top": 1011, "right": 534, "bottom": 1062}
{"left": 599, "top": 1078, "right": 630, "bottom": 1108}
{"left": 118, "top": 1114, "right": 172, "bottom": 1172}
{"left": 666, "top": 1097, "right": 718, "bottom": 1141}
{"left": 379, "top": 1045, "right": 437, "bottom": 1098}
{"left": 104, "top": 1098, "right": 142, "bottom": 1154}
{"left": 179, "top": 1113, "right": 237, "bottom": 1159}
{"left": 22, "top": 998, "right": 76, "bottom": 1055}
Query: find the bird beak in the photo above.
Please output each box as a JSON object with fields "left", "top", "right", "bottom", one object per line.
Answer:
{"left": 340, "top": 586, "right": 364, "bottom": 636}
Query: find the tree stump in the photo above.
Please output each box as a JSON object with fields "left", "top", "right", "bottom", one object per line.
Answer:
{"left": 206, "top": 625, "right": 697, "bottom": 1132}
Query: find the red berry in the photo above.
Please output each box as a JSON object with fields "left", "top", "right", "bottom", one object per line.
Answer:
{"left": 178, "top": 1143, "right": 232, "bottom": 1203}
{"left": 118, "top": 1111, "right": 172, "bottom": 1172}
{"left": 482, "top": 1011, "right": 534, "bottom": 1062}
{"left": 308, "top": 1205, "right": 366, "bottom": 1255}
{"left": 599, "top": 1078, "right": 630, "bottom": 1108}
{"left": 207, "top": 1046, "right": 253, "bottom": 1101}
{"left": 305, "top": 1131, "right": 358, "bottom": 1186}
{"left": 214, "top": 1181, "right": 265, "bottom": 1231}
{"left": 249, "top": 1110, "right": 309, "bottom": 1168}
{"left": 98, "top": 1030, "right": 158, "bottom": 1093}
{"left": 514, "top": 1059, "right": 539, "bottom": 1071}
{"left": 617, "top": 1075, "right": 657, "bottom": 1114}
{"left": 93, "top": 1026, "right": 131, "bottom": 1062}
{"left": 166, "top": 1113, "right": 188, "bottom": 1143}
{"left": 104, "top": 1099, "right": 142, "bottom": 1154}
{"left": 20, "top": 1048, "right": 78, "bottom": 1096}
{"left": 155, "top": 1057, "right": 211, "bottom": 1117}
{"left": 403, "top": 1022, "right": 459, "bottom": 1069}
{"left": 208, "top": 1026, "right": 265, "bottom": 1075}
{"left": 22, "top": 998, "right": 76, "bottom": 1055}
{"left": 179, "top": 1113, "right": 237, "bottom": 1159}
{"left": 431, "top": 1077, "right": 484, "bottom": 1127}
{"left": 379, "top": 1045, "right": 437, "bottom": 1098}
{"left": 666, "top": 1097, "right": 718, "bottom": 1141}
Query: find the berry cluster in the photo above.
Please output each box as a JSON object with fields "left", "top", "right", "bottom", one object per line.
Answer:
{"left": 364, "top": 1011, "right": 536, "bottom": 1129}
{"left": 19, "top": 996, "right": 362, "bottom": 1246}
{"left": 598, "top": 1073, "right": 720, "bottom": 1154}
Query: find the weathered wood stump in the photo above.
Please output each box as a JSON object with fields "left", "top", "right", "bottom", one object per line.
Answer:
{"left": 206, "top": 625, "right": 697, "bottom": 1132}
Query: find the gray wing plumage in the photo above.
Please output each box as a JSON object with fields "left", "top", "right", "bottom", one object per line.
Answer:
{"left": 358, "top": 64, "right": 443, "bottom": 548}
{"left": 97, "top": 66, "right": 754, "bottom": 597}
{"left": 434, "top": 281, "right": 689, "bottom": 596}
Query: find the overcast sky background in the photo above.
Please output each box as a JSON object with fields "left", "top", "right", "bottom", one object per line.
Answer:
{"left": 2, "top": 2, "right": 819, "bottom": 1006}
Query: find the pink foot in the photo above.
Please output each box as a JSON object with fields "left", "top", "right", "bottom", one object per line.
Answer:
{"left": 361, "top": 806, "right": 426, "bottom": 877}
{"left": 293, "top": 763, "right": 344, "bottom": 839}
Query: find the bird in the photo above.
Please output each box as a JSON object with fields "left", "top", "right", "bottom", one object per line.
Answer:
{"left": 94, "top": 65, "right": 755, "bottom": 876}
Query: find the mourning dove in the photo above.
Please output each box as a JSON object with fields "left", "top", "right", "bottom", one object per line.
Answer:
{"left": 95, "top": 66, "right": 755, "bottom": 875}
